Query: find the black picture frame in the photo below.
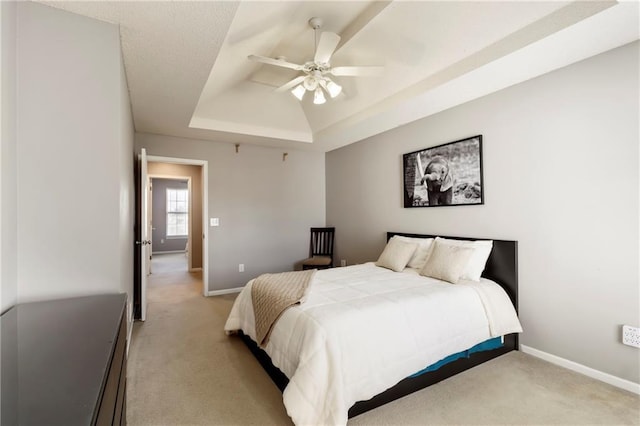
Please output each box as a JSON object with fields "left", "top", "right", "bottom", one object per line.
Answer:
{"left": 403, "top": 135, "right": 483, "bottom": 208}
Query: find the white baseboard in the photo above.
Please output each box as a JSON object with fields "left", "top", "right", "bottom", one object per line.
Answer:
{"left": 520, "top": 345, "right": 640, "bottom": 395}
{"left": 152, "top": 250, "right": 186, "bottom": 255}
{"left": 207, "top": 287, "right": 243, "bottom": 297}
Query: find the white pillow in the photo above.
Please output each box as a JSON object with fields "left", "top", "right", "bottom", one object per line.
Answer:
{"left": 375, "top": 238, "right": 418, "bottom": 272}
{"left": 419, "top": 240, "right": 475, "bottom": 284}
{"left": 432, "top": 237, "right": 493, "bottom": 281}
{"left": 392, "top": 236, "right": 435, "bottom": 269}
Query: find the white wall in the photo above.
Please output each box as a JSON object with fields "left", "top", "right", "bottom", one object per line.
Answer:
{"left": 118, "top": 50, "right": 135, "bottom": 304}
{"left": 135, "top": 133, "right": 326, "bottom": 291}
{"left": 326, "top": 41, "right": 639, "bottom": 384}
{"left": 16, "top": 3, "right": 134, "bottom": 305}
{"left": 0, "top": 0, "right": 18, "bottom": 313}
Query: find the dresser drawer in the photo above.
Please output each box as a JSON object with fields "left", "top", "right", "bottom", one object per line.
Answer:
{"left": 96, "top": 312, "right": 127, "bottom": 425}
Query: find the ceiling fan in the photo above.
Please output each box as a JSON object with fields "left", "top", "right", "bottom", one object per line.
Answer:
{"left": 248, "top": 17, "right": 383, "bottom": 105}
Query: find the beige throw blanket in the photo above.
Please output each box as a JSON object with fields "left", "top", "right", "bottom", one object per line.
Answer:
{"left": 252, "top": 270, "right": 316, "bottom": 347}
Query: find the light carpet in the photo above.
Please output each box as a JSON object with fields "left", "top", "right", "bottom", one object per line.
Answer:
{"left": 127, "top": 270, "right": 639, "bottom": 425}
{"left": 151, "top": 252, "right": 189, "bottom": 274}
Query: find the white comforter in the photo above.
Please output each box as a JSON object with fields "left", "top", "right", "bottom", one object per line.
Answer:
{"left": 224, "top": 263, "right": 522, "bottom": 426}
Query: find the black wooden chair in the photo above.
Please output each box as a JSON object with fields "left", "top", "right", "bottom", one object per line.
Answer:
{"left": 301, "top": 227, "right": 335, "bottom": 270}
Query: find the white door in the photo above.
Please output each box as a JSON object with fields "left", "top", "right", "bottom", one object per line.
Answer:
{"left": 140, "top": 148, "right": 150, "bottom": 321}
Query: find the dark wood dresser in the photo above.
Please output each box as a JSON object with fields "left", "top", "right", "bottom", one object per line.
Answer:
{"left": 1, "top": 294, "right": 128, "bottom": 425}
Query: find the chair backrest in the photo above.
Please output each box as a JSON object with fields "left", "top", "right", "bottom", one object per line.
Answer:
{"left": 309, "top": 227, "right": 335, "bottom": 259}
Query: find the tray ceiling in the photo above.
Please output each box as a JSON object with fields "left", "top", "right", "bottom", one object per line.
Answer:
{"left": 40, "top": 1, "right": 639, "bottom": 152}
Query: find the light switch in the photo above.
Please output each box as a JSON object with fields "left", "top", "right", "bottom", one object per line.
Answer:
{"left": 210, "top": 218, "right": 219, "bottom": 227}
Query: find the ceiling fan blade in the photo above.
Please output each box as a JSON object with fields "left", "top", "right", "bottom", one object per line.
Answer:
{"left": 248, "top": 55, "right": 304, "bottom": 71}
{"left": 330, "top": 66, "right": 384, "bottom": 77}
{"left": 275, "top": 76, "right": 306, "bottom": 93}
{"left": 314, "top": 31, "right": 341, "bottom": 64}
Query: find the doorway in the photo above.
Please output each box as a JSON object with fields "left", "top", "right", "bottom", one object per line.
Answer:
{"left": 147, "top": 176, "right": 190, "bottom": 274}
{"left": 134, "top": 153, "right": 209, "bottom": 321}
{"left": 149, "top": 177, "right": 190, "bottom": 274}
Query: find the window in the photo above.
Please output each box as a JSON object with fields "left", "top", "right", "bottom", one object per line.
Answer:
{"left": 166, "top": 188, "right": 188, "bottom": 237}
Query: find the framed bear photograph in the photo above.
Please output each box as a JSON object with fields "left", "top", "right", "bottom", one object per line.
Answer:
{"left": 403, "top": 135, "right": 484, "bottom": 208}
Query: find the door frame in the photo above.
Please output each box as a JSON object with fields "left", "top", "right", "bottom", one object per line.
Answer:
{"left": 146, "top": 155, "right": 209, "bottom": 297}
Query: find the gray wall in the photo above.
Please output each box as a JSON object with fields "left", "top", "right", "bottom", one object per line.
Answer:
{"left": 13, "top": 3, "right": 134, "bottom": 307}
{"left": 1, "top": 1, "right": 18, "bottom": 313}
{"left": 151, "top": 178, "right": 189, "bottom": 253}
{"left": 326, "top": 42, "right": 639, "bottom": 384}
{"left": 135, "top": 133, "right": 326, "bottom": 292}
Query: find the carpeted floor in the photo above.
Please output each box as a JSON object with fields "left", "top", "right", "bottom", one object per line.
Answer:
{"left": 126, "top": 270, "right": 640, "bottom": 425}
{"left": 151, "top": 252, "right": 189, "bottom": 274}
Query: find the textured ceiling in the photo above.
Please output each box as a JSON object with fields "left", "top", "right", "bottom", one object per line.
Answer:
{"left": 40, "top": 1, "right": 639, "bottom": 152}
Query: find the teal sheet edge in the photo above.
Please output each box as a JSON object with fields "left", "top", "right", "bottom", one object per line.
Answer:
{"left": 410, "top": 337, "right": 503, "bottom": 378}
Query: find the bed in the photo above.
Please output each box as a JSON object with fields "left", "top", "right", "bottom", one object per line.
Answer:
{"left": 224, "top": 232, "right": 521, "bottom": 425}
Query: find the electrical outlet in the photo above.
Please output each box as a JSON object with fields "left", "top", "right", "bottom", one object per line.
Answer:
{"left": 239, "top": 264, "right": 244, "bottom": 272}
{"left": 622, "top": 325, "right": 640, "bottom": 348}
{"left": 340, "top": 259, "right": 347, "bottom": 267}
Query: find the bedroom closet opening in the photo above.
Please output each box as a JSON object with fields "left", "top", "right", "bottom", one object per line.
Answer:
{"left": 134, "top": 152, "right": 209, "bottom": 321}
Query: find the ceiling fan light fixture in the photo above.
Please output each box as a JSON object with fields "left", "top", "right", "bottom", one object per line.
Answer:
{"left": 291, "top": 84, "right": 306, "bottom": 101}
{"left": 325, "top": 79, "right": 342, "bottom": 98}
{"left": 303, "top": 75, "right": 318, "bottom": 91}
{"left": 313, "top": 87, "right": 326, "bottom": 105}
{"left": 251, "top": 17, "right": 379, "bottom": 106}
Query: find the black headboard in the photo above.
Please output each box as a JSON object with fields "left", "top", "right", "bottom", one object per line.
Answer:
{"left": 386, "top": 232, "right": 518, "bottom": 313}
